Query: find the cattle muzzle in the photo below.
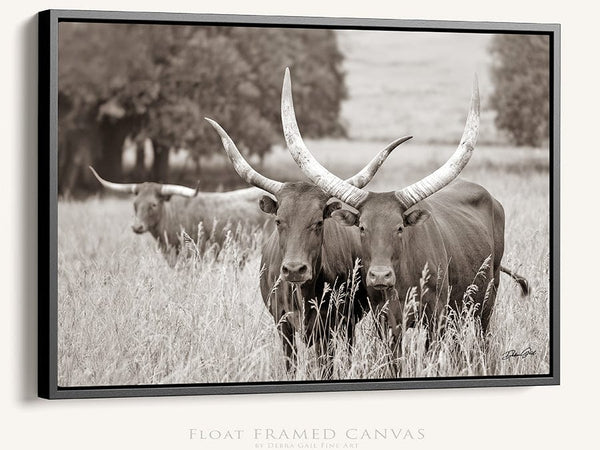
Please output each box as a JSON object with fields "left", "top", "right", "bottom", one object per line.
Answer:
{"left": 367, "top": 266, "right": 396, "bottom": 290}
{"left": 131, "top": 223, "right": 146, "bottom": 234}
{"left": 281, "top": 261, "right": 312, "bottom": 284}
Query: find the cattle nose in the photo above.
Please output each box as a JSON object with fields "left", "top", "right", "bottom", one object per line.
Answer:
{"left": 131, "top": 223, "right": 145, "bottom": 234}
{"left": 281, "top": 261, "right": 310, "bottom": 282}
{"left": 367, "top": 266, "right": 396, "bottom": 290}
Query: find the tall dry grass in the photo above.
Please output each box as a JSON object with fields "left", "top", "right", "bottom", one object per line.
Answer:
{"left": 58, "top": 142, "right": 549, "bottom": 386}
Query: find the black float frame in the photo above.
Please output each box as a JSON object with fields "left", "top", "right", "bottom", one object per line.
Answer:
{"left": 38, "top": 9, "right": 561, "bottom": 399}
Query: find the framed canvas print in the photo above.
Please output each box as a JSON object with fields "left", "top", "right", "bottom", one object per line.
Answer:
{"left": 38, "top": 9, "right": 560, "bottom": 399}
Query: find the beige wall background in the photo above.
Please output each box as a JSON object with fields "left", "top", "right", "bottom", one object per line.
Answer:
{"left": 2, "top": 0, "right": 596, "bottom": 448}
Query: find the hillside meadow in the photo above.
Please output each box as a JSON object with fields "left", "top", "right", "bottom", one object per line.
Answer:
{"left": 57, "top": 141, "right": 550, "bottom": 386}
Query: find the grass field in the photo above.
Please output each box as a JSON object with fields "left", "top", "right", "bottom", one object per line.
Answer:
{"left": 336, "top": 31, "right": 503, "bottom": 144}
{"left": 57, "top": 140, "right": 550, "bottom": 386}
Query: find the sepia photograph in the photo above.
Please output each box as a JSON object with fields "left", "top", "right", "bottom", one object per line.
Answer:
{"left": 54, "top": 19, "right": 553, "bottom": 390}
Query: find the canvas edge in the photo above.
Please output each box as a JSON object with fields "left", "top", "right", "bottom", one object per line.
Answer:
{"left": 37, "top": 9, "right": 561, "bottom": 400}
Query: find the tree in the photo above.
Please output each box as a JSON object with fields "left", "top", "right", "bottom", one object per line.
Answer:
{"left": 58, "top": 23, "right": 150, "bottom": 189}
{"left": 489, "top": 35, "right": 550, "bottom": 147}
{"left": 58, "top": 23, "right": 346, "bottom": 192}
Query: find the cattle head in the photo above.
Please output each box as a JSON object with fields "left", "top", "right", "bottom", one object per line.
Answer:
{"left": 206, "top": 115, "right": 411, "bottom": 285}
{"left": 89, "top": 167, "right": 198, "bottom": 235}
{"left": 331, "top": 192, "right": 432, "bottom": 290}
{"left": 261, "top": 182, "right": 341, "bottom": 283}
{"left": 281, "top": 67, "right": 480, "bottom": 292}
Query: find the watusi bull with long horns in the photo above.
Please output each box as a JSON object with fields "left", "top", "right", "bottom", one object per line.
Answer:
{"left": 206, "top": 114, "right": 411, "bottom": 368}
{"left": 281, "top": 68, "right": 528, "bottom": 351}
{"left": 89, "top": 167, "right": 271, "bottom": 259}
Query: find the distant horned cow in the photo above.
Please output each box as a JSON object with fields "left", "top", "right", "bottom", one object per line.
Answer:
{"left": 206, "top": 113, "right": 411, "bottom": 367}
{"left": 89, "top": 167, "right": 270, "bottom": 259}
{"left": 281, "top": 68, "right": 528, "bottom": 349}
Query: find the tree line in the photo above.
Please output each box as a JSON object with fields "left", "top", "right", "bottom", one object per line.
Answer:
{"left": 58, "top": 25, "right": 550, "bottom": 196}
{"left": 58, "top": 23, "right": 346, "bottom": 195}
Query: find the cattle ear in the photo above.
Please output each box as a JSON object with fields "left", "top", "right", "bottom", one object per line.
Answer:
{"left": 323, "top": 201, "right": 342, "bottom": 219}
{"left": 259, "top": 195, "right": 278, "bottom": 215}
{"left": 403, "top": 209, "right": 430, "bottom": 227}
{"left": 331, "top": 209, "right": 359, "bottom": 227}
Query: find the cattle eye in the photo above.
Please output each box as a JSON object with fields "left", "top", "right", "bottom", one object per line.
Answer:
{"left": 359, "top": 225, "right": 365, "bottom": 234}
{"left": 275, "top": 219, "right": 281, "bottom": 226}
{"left": 315, "top": 220, "right": 323, "bottom": 229}
{"left": 151, "top": 203, "right": 157, "bottom": 209}
{"left": 397, "top": 225, "right": 404, "bottom": 233}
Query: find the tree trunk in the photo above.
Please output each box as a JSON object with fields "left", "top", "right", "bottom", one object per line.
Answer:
{"left": 60, "top": 125, "right": 101, "bottom": 195}
{"left": 151, "top": 142, "right": 170, "bottom": 183}
{"left": 133, "top": 139, "right": 147, "bottom": 180}
{"left": 96, "top": 116, "right": 143, "bottom": 182}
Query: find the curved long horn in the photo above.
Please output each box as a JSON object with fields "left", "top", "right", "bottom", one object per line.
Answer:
{"left": 160, "top": 183, "right": 199, "bottom": 198}
{"left": 89, "top": 166, "right": 139, "bottom": 194}
{"left": 394, "top": 76, "right": 480, "bottom": 209}
{"left": 281, "top": 68, "right": 368, "bottom": 208}
{"left": 205, "top": 118, "right": 284, "bottom": 195}
{"left": 346, "top": 135, "right": 413, "bottom": 188}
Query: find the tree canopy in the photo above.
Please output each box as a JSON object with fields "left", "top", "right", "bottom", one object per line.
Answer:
{"left": 489, "top": 34, "right": 550, "bottom": 147}
{"left": 58, "top": 23, "right": 346, "bottom": 193}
